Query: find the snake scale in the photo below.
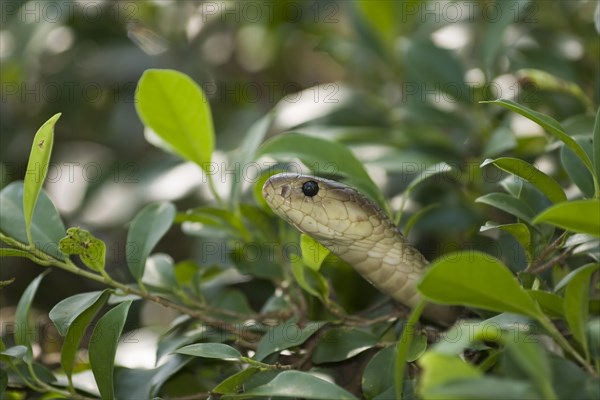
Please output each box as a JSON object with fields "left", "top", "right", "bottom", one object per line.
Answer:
{"left": 262, "top": 173, "right": 460, "bottom": 326}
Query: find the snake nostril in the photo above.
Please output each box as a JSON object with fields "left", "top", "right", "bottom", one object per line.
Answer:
{"left": 280, "top": 185, "right": 290, "bottom": 198}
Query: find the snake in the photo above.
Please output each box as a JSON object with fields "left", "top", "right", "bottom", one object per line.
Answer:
{"left": 262, "top": 173, "right": 460, "bottom": 326}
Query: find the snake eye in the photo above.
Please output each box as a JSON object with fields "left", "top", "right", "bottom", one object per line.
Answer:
{"left": 302, "top": 180, "right": 319, "bottom": 197}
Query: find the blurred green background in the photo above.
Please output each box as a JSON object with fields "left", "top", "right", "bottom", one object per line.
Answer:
{"left": 1, "top": 0, "right": 598, "bottom": 318}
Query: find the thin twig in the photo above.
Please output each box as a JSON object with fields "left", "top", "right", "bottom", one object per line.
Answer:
{"left": 530, "top": 249, "right": 574, "bottom": 275}
{"left": 1, "top": 232, "right": 262, "bottom": 342}
{"left": 525, "top": 232, "right": 568, "bottom": 273}
{"left": 164, "top": 392, "right": 212, "bottom": 400}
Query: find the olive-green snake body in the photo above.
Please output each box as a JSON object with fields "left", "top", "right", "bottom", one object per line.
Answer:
{"left": 262, "top": 173, "right": 459, "bottom": 326}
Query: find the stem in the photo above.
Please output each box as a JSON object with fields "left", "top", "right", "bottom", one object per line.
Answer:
{"left": 206, "top": 171, "right": 226, "bottom": 208}
{"left": 538, "top": 316, "right": 597, "bottom": 376}
{"left": 477, "top": 349, "right": 500, "bottom": 372}
{"left": 241, "top": 356, "right": 292, "bottom": 371}
{"left": 27, "top": 360, "right": 97, "bottom": 400}
{"left": 529, "top": 249, "right": 573, "bottom": 274}
{"left": 1, "top": 232, "right": 262, "bottom": 343}
{"left": 162, "top": 393, "right": 211, "bottom": 400}
{"left": 394, "top": 193, "right": 408, "bottom": 226}
{"left": 395, "top": 300, "right": 426, "bottom": 400}
{"left": 525, "top": 232, "right": 568, "bottom": 273}
{"left": 7, "top": 360, "right": 45, "bottom": 392}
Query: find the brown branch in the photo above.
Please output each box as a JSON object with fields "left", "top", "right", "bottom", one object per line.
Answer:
{"left": 529, "top": 249, "right": 574, "bottom": 275}
{"left": 525, "top": 232, "right": 569, "bottom": 273}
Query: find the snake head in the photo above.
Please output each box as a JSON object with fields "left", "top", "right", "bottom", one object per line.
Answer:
{"left": 262, "top": 173, "right": 383, "bottom": 246}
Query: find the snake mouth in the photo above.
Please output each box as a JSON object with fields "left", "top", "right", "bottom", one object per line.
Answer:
{"left": 262, "top": 179, "right": 288, "bottom": 216}
{"left": 262, "top": 174, "right": 301, "bottom": 207}
{"left": 261, "top": 179, "right": 274, "bottom": 202}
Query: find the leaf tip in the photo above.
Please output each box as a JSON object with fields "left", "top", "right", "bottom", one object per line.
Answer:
{"left": 480, "top": 158, "right": 494, "bottom": 168}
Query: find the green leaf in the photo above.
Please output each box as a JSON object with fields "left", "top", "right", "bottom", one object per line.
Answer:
{"left": 178, "top": 207, "right": 251, "bottom": 241}
{"left": 588, "top": 319, "right": 600, "bottom": 359}
{"left": 554, "top": 267, "right": 586, "bottom": 294}
{"left": 502, "top": 335, "right": 557, "bottom": 399}
{"left": 49, "top": 290, "right": 110, "bottom": 336}
{"left": 397, "top": 162, "right": 453, "bottom": 225}
{"left": 175, "top": 343, "right": 242, "bottom": 361}
{"left": 418, "top": 251, "right": 543, "bottom": 319}
{"left": 533, "top": 200, "right": 600, "bottom": 236}
{"left": 230, "top": 111, "right": 273, "bottom": 207}
{"left": 479, "top": 1, "right": 524, "bottom": 76}
{"left": 362, "top": 345, "right": 395, "bottom": 399}
{"left": 255, "top": 319, "right": 325, "bottom": 361}
{"left": 0, "top": 345, "right": 28, "bottom": 360}
{"left": 135, "top": 69, "right": 214, "bottom": 172}
{"left": 561, "top": 136, "right": 596, "bottom": 198}
{"left": 405, "top": 163, "right": 454, "bottom": 195}
{"left": 126, "top": 202, "right": 176, "bottom": 282}
{"left": 89, "top": 300, "right": 132, "bottom": 400}
{"left": 475, "top": 193, "right": 535, "bottom": 224}
{"left": 563, "top": 233, "right": 600, "bottom": 258}
{"left": 395, "top": 301, "right": 425, "bottom": 400}
{"left": 564, "top": 263, "right": 600, "bottom": 358}
{"left": 516, "top": 69, "right": 593, "bottom": 110}
{"left": 482, "top": 99, "right": 595, "bottom": 180}
{"left": 231, "top": 242, "right": 284, "bottom": 280}
{"left": 0, "top": 366, "right": 6, "bottom": 397}
{"left": 148, "top": 356, "right": 194, "bottom": 398}
{"left": 418, "top": 352, "right": 481, "bottom": 396}
{"left": 403, "top": 203, "right": 440, "bottom": 237}
{"left": 173, "top": 259, "right": 199, "bottom": 287}
{"left": 229, "top": 370, "right": 357, "bottom": 399}
{"left": 15, "top": 272, "right": 47, "bottom": 347}
{"left": 155, "top": 320, "right": 207, "bottom": 363}
{"left": 142, "top": 253, "right": 178, "bottom": 290}
{"left": 422, "top": 376, "right": 538, "bottom": 399}
{"left": 290, "top": 260, "right": 330, "bottom": 303}
{"left": 354, "top": 1, "right": 397, "bottom": 51}
{"left": 63, "top": 302, "right": 111, "bottom": 385}
{"left": 114, "top": 367, "right": 157, "bottom": 400}
{"left": 15, "top": 362, "right": 57, "bottom": 385}
{"left": 301, "top": 234, "right": 330, "bottom": 271}
{"left": 403, "top": 39, "right": 466, "bottom": 102}
{"left": 211, "top": 289, "right": 255, "bottom": 321}
{"left": 257, "top": 133, "right": 388, "bottom": 213}
{"left": 480, "top": 222, "right": 532, "bottom": 258}
{"left": 212, "top": 367, "right": 261, "bottom": 395}
{"left": 430, "top": 320, "right": 497, "bottom": 356}
{"left": 482, "top": 127, "right": 517, "bottom": 158}
{"left": 23, "top": 113, "right": 60, "bottom": 245}
{"left": 526, "top": 290, "right": 565, "bottom": 319}
{"left": 500, "top": 176, "right": 523, "bottom": 197}
{"left": 549, "top": 353, "right": 600, "bottom": 399}
{"left": 59, "top": 227, "right": 106, "bottom": 271}
{"left": 312, "top": 328, "right": 378, "bottom": 364}
{"left": 481, "top": 158, "right": 566, "bottom": 204}
{"left": 406, "top": 330, "right": 428, "bottom": 362}
{"left": 593, "top": 107, "right": 600, "bottom": 188}
{"left": 0, "top": 181, "right": 65, "bottom": 260}
{"left": 49, "top": 290, "right": 110, "bottom": 382}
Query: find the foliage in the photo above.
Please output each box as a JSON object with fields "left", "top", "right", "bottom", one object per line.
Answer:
{"left": 1, "top": 1, "right": 599, "bottom": 399}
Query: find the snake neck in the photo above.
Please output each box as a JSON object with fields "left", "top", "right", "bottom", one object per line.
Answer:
{"left": 325, "top": 225, "right": 428, "bottom": 306}
{"left": 318, "top": 226, "right": 459, "bottom": 327}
